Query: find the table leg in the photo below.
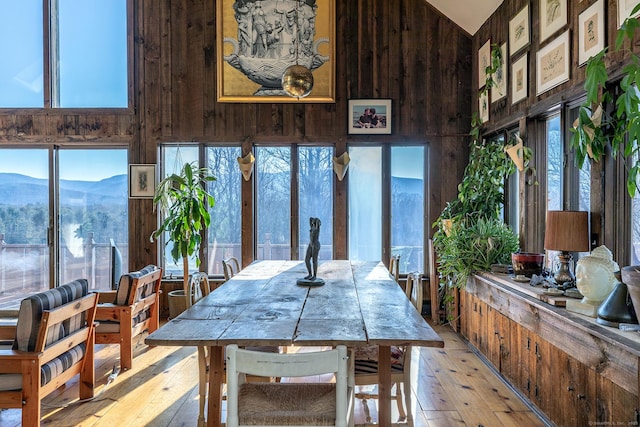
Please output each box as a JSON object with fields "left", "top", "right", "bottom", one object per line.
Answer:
{"left": 378, "top": 345, "right": 391, "bottom": 427}
{"left": 207, "top": 346, "right": 224, "bottom": 427}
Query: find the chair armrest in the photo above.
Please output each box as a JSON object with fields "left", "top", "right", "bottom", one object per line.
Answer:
{"left": 95, "top": 303, "right": 124, "bottom": 321}
{"left": 94, "top": 290, "right": 117, "bottom": 304}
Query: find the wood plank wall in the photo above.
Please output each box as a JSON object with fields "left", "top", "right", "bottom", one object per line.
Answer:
{"left": 0, "top": 0, "right": 472, "bottom": 270}
{"left": 473, "top": 0, "right": 640, "bottom": 260}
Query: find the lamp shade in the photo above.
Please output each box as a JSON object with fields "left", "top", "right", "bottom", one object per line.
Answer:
{"left": 544, "top": 210, "right": 590, "bottom": 252}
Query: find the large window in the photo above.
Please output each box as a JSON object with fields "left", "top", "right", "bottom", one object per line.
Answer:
{"left": 348, "top": 145, "right": 427, "bottom": 274}
{"left": 0, "top": 0, "right": 128, "bottom": 108}
{"left": 0, "top": 147, "right": 128, "bottom": 308}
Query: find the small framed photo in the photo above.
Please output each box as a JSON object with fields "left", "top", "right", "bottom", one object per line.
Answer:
{"left": 478, "top": 39, "right": 491, "bottom": 88}
{"left": 348, "top": 99, "right": 391, "bottom": 134}
{"left": 512, "top": 53, "right": 528, "bottom": 104}
{"left": 540, "top": 0, "right": 568, "bottom": 43}
{"left": 491, "top": 43, "right": 507, "bottom": 103}
{"left": 579, "top": 0, "right": 605, "bottom": 65}
{"left": 618, "top": 0, "right": 640, "bottom": 27}
{"left": 509, "top": 4, "right": 530, "bottom": 57}
{"left": 536, "top": 31, "right": 570, "bottom": 96}
{"left": 129, "top": 164, "right": 156, "bottom": 199}
{"left": 479, "top": 91, "right": 489, "bottom": 123}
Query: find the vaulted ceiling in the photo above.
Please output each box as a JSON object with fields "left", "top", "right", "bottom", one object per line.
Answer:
{"left": 426, "top": 0, "right": 504, "bottom": 35}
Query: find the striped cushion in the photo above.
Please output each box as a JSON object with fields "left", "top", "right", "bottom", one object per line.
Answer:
{"left": 113, "top": 265, "right": 159, "bottom": 305}
{"left": 354, "top": 345, "right": 405, "bottom": 375}
{"left": 13, "top": 279, "right": 89, "bottom": 352}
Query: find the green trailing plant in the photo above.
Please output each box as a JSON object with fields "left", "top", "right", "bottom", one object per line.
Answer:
{"left": 571, "top": 4, "right": 640, "bottom": 196}
{"left": 151, "top": 162, "right": 216, "bottom": 292}
{"left": 433, "top": 43, "right": 522, "bottom": 294}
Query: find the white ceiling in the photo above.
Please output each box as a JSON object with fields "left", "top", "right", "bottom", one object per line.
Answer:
{"left": 426, "top": 0, "right": 504, "bottom": 35}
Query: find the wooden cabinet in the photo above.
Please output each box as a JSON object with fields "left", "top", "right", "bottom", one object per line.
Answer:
{"left": 461, "top": 273, "right": 640, "bottom": 426}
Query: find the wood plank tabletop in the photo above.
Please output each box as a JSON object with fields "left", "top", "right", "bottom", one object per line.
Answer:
{"left": 146, "top": 260, "right": 444, "bottom": 349}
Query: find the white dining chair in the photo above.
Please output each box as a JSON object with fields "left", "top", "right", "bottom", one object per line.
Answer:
{"left": 226, "top": 344, "right": 354, "bottom": 427}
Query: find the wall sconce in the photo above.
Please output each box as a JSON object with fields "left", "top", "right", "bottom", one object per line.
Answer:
{"left": 332, "top": 152, "right": 350, "bottom": 181}
{"left": 237, "top": 151, "right": 255, "bottom": 181}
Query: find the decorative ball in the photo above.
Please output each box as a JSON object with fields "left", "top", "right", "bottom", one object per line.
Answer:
{"left": 282, "top": 65, "right": 314, "bottom": 98}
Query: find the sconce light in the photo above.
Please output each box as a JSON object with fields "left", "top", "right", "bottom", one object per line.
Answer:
{"left": 332, "top": 152, "right": 350, "bottom": 181}
{"left": 237, "top": 151, "right": 255, "bottom": 181}
{"left": 504, "top": 134, "right": 525, "bottom": 172}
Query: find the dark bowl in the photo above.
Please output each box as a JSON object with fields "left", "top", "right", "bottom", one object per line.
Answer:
{"left": 511, "top": 252, "right": 545, "bottom": 278}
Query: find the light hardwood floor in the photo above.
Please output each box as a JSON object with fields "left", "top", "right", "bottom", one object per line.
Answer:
{"left": 0, "top": 324, "right": 548, "bottom": 427}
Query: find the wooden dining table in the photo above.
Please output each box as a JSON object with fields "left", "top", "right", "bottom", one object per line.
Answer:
{"left": 145, "top": 260, "right": 444, "bottom": 426}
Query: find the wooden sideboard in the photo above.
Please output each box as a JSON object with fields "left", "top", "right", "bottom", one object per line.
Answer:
{"left": 461, "top": 273, "right": 640, "bottom": 426}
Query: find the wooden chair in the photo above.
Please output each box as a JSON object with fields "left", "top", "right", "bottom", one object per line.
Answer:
{"left": 389, "top": 254, "right": 401, "bottom": 282}
{"left": 222, "top": 257, "right": 241, "bottom": 281}
{"left": 94, "top": 265, "right": 163, "bottom": 371}
{"left": 354, "top": 271, "right": 423, "bottom": 425}
{"left": 0, "top": 279, "right": 98, "bottom": 427}
{"left": 226, "top": 344, "right": 354, "bottom": 427}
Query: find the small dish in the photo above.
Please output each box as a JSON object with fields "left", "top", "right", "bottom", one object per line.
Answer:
{"left": 543, "top": 288, "right": 564, "bottom": 296}
{"left": 513, "top": 275, "right": 530, "bottom": 283}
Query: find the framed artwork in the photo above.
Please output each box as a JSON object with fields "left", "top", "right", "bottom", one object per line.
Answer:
{"left": 478, "top": 39, "right": 491, "bottom": 88}
{"left": 537, "top": 31, "right": 570, "bottom": 95}
{"left": 540, "top": 0, "right": 567, "bottom": 43}
{"left": 479, "top": 91, "right": 489, "bottom": 123}
{"left": 579, "top": 0, "right": 605, "bottom": 65}
{"left": 348, "top": 99, "right": 392, "bottom": 134}
{"left": 492, "top": 43, "right": 508, "bottom": 103}
{"left": 129, "top": 164, "right": 156, "bottom": 199}
{"left": 618, "top": 0, "right": 640, "bottom": 27}
{"left": 509, "top": 4, "right": 530, "bottom": 56}
{"left": 512, "top": 53, "right": 528, "bottom": 104}
{"left": 216, "top": 0, "right": 335, "bottom": 103}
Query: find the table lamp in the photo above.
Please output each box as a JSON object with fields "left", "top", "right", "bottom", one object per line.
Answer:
{"left": 543, "top": 210, "right": 590, "bottom": 289}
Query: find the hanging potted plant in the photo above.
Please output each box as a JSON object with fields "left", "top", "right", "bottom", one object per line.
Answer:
{"left": 151, "top": 162, "right": 216, "bottom": 315}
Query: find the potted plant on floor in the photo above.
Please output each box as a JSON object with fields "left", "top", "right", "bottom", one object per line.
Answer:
{"left": 151, "top": 162, "right": 216, "bottom": 316}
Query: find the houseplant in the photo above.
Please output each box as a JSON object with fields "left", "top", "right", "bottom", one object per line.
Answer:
{"left": 433, "top": 43, "right": 521, "bottom": 298}
{"left": 571, "top": 4, "right": 640, "bottom": 197}
{"left": 151, "top": 162, "right": 216, "bottom": 297}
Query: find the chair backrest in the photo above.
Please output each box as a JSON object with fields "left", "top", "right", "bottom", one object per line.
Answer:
{"left": 226, "top": 344, "right": 350, "bottom": 427}
{"left": 407, "top": 272, "right": 423, "bottom": 314}
{"left": 113, "top": 265, "right": 162, "bottom": 306}
{"left": 222, "top": 257, "right": 241, "bottom": 281}
{"left": 110, "top": 238, "right": 123, "bottom": 290}
{"left": 186, "top": 272, "right": 211, "bottom": 308}
{"left": 389, "top": 254, "right": 400, "bottom": 282}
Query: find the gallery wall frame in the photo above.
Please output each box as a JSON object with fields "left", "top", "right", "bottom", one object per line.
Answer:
{"left": 509, "top": 4, "right": 530, "bottom": 56}
{"left": 216, "top": 0, "right": 335, "bottom": 103}
{"left": 512, "top": 53, "right": 528, "bottom": 104}
{"left": 618, "top": 0, "right": 640, "bottom": 27}
{"left": 348, "top": 99, "right": 392, "bottom": 134}
{"left": 479, "top": 92, "right": 489, "bottom": 123}
{"left": 492, "top": 43, "right": 507, "bottom": 103}
{"left": 129, "top": 164, "right": 156, "bottom": 199}
{"left": 348, "top": 99, "right": 391, "bottom": 135}
{"left": 540, "top": 0, "right": 568, "bottom": 43}
{"left": 536, "top": 31, "right": 570, "bottom": 95}
{"left": 478, "top": 39, "right": 491, "bottom": 88}
{"left": 579, "top": 0, "right": 605, "bottom": 65}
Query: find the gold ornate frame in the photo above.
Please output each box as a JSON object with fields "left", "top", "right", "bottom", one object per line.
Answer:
{"left": 216, "top": 0, "right": 335, "bottom": 103}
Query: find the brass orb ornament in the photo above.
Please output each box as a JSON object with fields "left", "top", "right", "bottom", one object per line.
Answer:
{"left": 282, "top": 65, "right": 314, "bottom": 99}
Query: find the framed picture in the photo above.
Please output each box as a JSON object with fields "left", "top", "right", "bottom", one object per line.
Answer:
{"left": 129, "top": 164, "right": 156, "bottom": 199}
{"left": 536, "top": 31, "right": 570, "bottom": 96}
{"left": 348, "top": 100, "right": 391, "bottom": 134}
{"left": 216, "top": 0, "right": 335, "bottom": 103}
{"left": 509, "top": 4, "right": 530, "bottom": 56}
{"left": 579, "top": 0, "right": 605, "bottom": 65}
{"left": 618, "top": 0, "right": 640, "bottom": 27}
{"left": 512, "top": 53, "right": 528, "bottom": 104}
{"left": 478, "top": 39, "right": 491, "bottom": 88}
{"left": 479, "top": 91, "right": 489, "bottom": 123}
{"left": 540, "top": 0, "right": 567, "bottom": 43}
{"left": 492, "top": 43, "right": 507, "bottom": 103}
